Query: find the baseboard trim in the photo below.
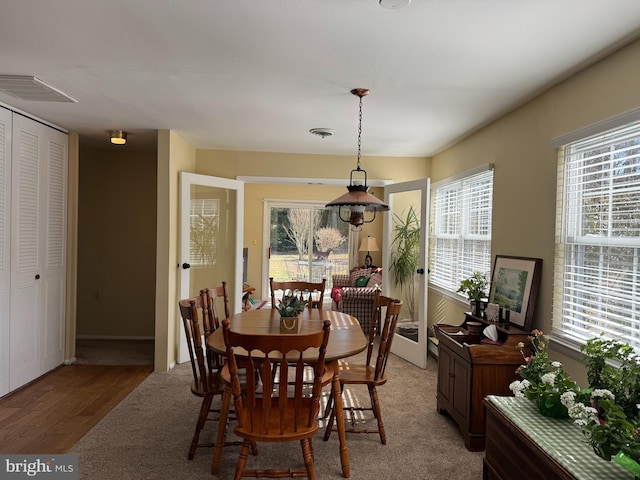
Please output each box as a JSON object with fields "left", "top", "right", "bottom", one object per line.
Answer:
{"left": 76, "top": 335, "right": 155, "bottom": 340}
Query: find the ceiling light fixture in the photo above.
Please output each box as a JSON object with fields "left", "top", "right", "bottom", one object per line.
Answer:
{"left": 326, "top": 88, "right": 389, "bottom": 231}
{"left": 309, "top": 127, "right": 335, "bottom": 139}
{"left": 110, "top": 130, "right": 127, "bottom": 145}
{"left": 379, "top": 0, "right": 411, "bottom": 9}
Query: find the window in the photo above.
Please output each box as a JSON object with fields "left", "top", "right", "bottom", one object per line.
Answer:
{"left": 189, "top": 198, "right": 219, "bottom": 266}
{"left": 554, "top": 119, "right": 640, "bottom": 349}
{"left": 266, "top": 202, "right": 350, "bottom": 287}
{"left": 429, "top": 165, "right": 494, "bottom": 296}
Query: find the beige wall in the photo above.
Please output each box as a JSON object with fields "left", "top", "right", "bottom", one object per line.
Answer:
{"left": 429, "top": 38, "right": 640, "bottom": 380}
{"left": 195, "top": 150, "right": 429, "bottom": 296}
{"left": 155, "top": 131, "right": 197, "bottom": 370}
{"left": 64, "top": 132, "right": 79, "bottom": 361}
{"left": 76, "top": 148, "right": 157, "bottom": 338}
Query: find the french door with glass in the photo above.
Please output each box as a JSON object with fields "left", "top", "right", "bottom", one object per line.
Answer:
{"left": 383, "top": 179, "right": 430, "bottom": 369}
{"left": 178, "top": 172, "right": 244, "bottom": 363}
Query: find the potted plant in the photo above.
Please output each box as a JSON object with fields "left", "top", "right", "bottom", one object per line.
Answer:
{"left": 457, "top": 271, "right": 489, "bottom": 317}
{"left": 276, "top": 292, "right": 307, "bottom": 333}
{"left": 389, "top": 206, "right": 420, "bottom": 321}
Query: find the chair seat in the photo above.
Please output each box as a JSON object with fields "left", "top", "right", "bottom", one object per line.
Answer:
{"left": 234, "top": 398, "right": 319, "bottom": 442}
{"left": 338, "top": 363, "right": 388, "bottom": 386}
{"left": 190, "top": 370, "right": 226, "bottom": 397}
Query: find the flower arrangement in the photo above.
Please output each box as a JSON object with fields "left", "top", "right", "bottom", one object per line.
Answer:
{"left": 581, "top": 336, "right": 640, "bottom": 419}
{"left": 276, "top": 292, "right": 307, "bottom": 318}
{"left": 509, "top": 329, "right": 581, "bottom": 418}
{"left": 561, "top": 389, "right": 640, "bottom": 462}
{"left": 560, "top": 335, "right": 640, "bottom": 474}
{"left": 510, "top": 331, "right": 640, "bottom": 476}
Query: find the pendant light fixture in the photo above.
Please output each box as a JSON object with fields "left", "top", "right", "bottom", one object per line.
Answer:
{"left": 326, "top": 88, "right": 389, "bottom": 230}
{"left": 110, "top": 130, "right": 127, "bottom": 145}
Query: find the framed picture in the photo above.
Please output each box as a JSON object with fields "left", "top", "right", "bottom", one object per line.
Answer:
{"left": 488, "top": 255, "right": 542, "bottom": 332}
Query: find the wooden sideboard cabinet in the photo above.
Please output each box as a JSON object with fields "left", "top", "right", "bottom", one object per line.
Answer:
{"left": 483, "top": 395, "right": 631, "bottom": 480}
{"left": 435, "top": 314, "right": 529, "bottom": 450}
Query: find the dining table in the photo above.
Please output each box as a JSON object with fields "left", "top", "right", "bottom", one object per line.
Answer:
{"left": 206, "top": 306, "right": 368, "bottom": 478}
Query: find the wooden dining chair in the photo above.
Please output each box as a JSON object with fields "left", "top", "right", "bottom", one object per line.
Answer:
{"left": 269, "top": 277, "right": 326, "bottom": 310}
{"left": 178, "top": 283, "right": 241, "bottom": 461}
{"left": 323, "top": 295, "right": 402, "bottom": 445}
{"left": 222, "top": 318, "right": 331, "bottom": 480}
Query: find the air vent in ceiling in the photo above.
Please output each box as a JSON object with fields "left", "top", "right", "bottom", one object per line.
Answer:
{"left": 0, "top": 75, "right": 78, "bottom": 103}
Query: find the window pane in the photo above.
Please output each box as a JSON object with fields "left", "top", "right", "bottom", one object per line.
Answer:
{"left": 555, "top": 120, "right": 640, "bottom": 348}
{"left": 429, "top": 168, "right": 493, "bottom": 294}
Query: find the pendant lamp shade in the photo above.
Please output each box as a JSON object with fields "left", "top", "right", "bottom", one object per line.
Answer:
{"left": 326, "top": 88, "right": 389, "bottom": 230}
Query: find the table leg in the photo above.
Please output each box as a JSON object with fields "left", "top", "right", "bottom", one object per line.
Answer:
{"left": 330, "top": 360, "right": 350, "bottom": 478}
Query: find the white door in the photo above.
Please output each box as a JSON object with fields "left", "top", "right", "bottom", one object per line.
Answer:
{"left": 178, "top": 172, "right": 244, "bottom": 363}
{"left": 40, "top": 126, "right": 67, "bottom": 373}
{"left": 9, "top": 115, "right": 67, "bottom": 389}
{"left": 0, "top": 108, "right": 11, "bottom": 397}
{"left": 383, "top": 179, "right": 429, "bottom": 369}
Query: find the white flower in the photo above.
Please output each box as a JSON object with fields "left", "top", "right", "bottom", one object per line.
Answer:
{"left": 551, "top": 361, "right": 562, "bottom": 368}
{"left": 509, "top": 379, "right": 531, "bottom": 397}
{"left": 567, "top": 402, "right": 599, "bottom": 427}
{"left": 560, "top": 391, "right": 577, "bottom": 409}
{"left": 541, "top": 372, "right": 556, "bottom": 385}
{"left": 591, "top": 389, "right": 615, "bottom": 401}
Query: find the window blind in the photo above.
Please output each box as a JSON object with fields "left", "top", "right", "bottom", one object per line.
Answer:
{"left": 429, "top": 167, "right": 493, "bottom": 295}
{"left": 553, "top": 120, "right": 640, "bottom": 348}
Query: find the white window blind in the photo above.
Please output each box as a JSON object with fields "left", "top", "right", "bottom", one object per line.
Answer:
{"left": 189, "top": 198, "right": 220, "bottom": 266}
{"left": 429, "top": 167, "right": 493, "bottom": 295}
{"left": 553, "top": 120, "right": 640, "bottom": 349}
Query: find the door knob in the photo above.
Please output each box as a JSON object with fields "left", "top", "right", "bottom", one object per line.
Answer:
{"left": 182, "top": 263, "right": 191, "bottom": 270}
{"left": 35, "top": 274, "right": 40, "bottom": 279}
{"left": 416, "top": 268, "right": 425, "bottom": 275}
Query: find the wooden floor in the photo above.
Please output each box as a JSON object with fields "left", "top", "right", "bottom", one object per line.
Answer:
{"left": 0, "top": 364, "right": 152, "bottom": 453}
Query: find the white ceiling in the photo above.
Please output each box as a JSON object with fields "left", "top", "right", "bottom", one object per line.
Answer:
{"left": 2, "top": 0, "right": 640, "bottom": 156}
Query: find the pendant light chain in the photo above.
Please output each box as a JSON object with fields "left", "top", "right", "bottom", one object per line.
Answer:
{"left": 356, "top": 94, "right": 363, "bottom": 171}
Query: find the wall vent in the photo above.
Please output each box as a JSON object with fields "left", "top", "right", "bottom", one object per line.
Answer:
{"left": 0, "top": 75, "right": 77, "bottom": 103}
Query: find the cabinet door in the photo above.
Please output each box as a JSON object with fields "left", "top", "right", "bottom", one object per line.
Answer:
{"left": 0, "top": 108, "right": 11, "bottom": 397}
{"left": 437, "top": 346, "right": 453, "bottom": 405}
{"left": 452, "top": 356, "right": 471, "bottom": 424}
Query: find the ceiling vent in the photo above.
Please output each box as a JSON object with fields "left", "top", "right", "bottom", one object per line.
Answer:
{"left": 0, "top": 75, "right": 78, "bottom": 103}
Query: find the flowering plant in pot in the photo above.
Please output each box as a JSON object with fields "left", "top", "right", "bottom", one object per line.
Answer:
{"left": 509, "top": 329, "right": 583, "bottom": 418}
{"left": 560, "top": 335, "right": 640, "bottom": 476}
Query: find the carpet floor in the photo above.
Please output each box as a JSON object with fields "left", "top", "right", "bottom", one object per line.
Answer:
{"left": 69, "top": 350, "right": 484, "bottom": 479}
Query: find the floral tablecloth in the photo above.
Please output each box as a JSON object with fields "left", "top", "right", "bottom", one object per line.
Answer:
{"left": 485, "top": 395, "right": 632, "bottom": 480}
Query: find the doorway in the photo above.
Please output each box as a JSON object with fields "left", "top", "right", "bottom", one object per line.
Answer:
{"left": 76, "top": 146, "right": 158, "bottom": 365}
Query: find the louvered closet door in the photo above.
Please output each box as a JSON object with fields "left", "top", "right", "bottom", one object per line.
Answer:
{"left": 9, "top": 114, "right": 66, "bottom": 390}
{"left": 0, "top": 108, "right": 11, "bottom": 397}
{"left": 40, "top": 125, "right": 67, "bottom": 373}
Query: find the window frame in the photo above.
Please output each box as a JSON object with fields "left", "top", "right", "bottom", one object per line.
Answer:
{"left": 553, "top": 116, "right": 640, "bottom": 351}
{"left": 428, "top": 164, "right": 494, "bottom": 300}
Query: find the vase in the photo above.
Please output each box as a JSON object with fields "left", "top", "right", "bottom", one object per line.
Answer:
{"left": 614, "top": 451, "right": 640, "bottom": 479}
{"left": 279, "top": 316, "right": 299, "bottom": 334}
{"left": 536, "top": 395, "right": 569, "bottom": 418}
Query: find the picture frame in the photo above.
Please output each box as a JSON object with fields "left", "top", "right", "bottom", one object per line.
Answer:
{"left": 488, "top": 255, "right": 542, "bottom": 332}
